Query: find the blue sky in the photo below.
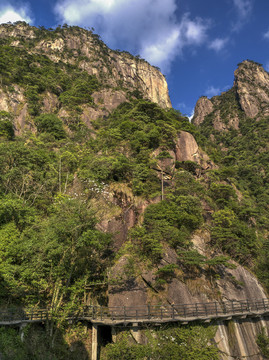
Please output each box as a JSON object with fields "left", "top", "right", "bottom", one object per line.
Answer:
{"left": 0, "top": 0, "right": 269, "bottom": 116}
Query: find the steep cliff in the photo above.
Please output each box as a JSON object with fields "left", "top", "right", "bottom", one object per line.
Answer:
{"left": 0, "top": 23, "right": 268, "bottom": 359}
{"left": 0, "top": 22, "right": 171, "bottom": 134}
{"left": 193, "top": 60, "right": 269, "bottom": 127}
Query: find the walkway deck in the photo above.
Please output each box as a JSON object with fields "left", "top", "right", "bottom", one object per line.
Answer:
{"left": 0, "top": 299, "right": 268, "bottom": 326}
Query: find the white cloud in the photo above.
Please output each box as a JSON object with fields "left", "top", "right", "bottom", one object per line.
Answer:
{"left": 264, "top": 29, "right": 269, "bottom": 40}
{"left": 232, "top": 0, "right": 253, "bottom": 31}
{"left": 0, "top": 3, "right": 32, "bottom": 24}
{"left": 233, "top": 0, "right": 252, "bottom": 18}
{"left": 205, "top": 84, "right": 231, "bottom": 98}
{"left": 54, "top": 0, "right": 210, "bottom": 72}
{"left": 205, "top": 85, "right": 221, "bottom": 98}
{"left": 209, "top": 37, "right": 229, "bottom": 52}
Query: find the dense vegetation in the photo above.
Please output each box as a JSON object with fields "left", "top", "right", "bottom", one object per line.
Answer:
{"left": 0, "top": 22, "right": 268, "bottom": 359}
{"left": 197, "top": 89, "right": 269, "bottom": 283}
{"left": 101, "top": 325, "right": 218, "bottom": 360}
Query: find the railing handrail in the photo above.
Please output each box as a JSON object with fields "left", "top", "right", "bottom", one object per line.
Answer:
{"left": 0, "top": 298, "right": 268, "bottom": 324}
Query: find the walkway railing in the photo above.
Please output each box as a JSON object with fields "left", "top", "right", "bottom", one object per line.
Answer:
{"left": 0, "top": 299, "right": 268, "bottom": 325}
{"left": 82, "top": 298, "right": 269, "bottom": 322}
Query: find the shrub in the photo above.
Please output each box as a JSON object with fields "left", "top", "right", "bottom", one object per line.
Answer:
{"left": 34, "top": 114, "right": 65, "bottom": 139}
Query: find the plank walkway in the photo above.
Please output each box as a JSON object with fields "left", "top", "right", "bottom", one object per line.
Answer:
{"left": 0, "top": 298, "right": 269, "bottom": 326}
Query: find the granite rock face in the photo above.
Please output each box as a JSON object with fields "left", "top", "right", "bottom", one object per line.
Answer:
{"left": 234, "top": 60, "right": 269, "bottom": 118}
{"left": 108, "top": 230, "right": 269, "bottom": 359}
{"left": 0, "top": 23, "right": 171, "bottom": 133}
{"left": 193, "top": 96, "right": 214, "bottom": 126}
{"left": 193, "top": 60, "right": 269, "bottom": 130}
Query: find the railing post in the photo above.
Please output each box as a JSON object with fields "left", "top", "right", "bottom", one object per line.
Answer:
{"left": 231, "top": 301, "right": 234, "bottom": 314}
{"left": 148, "top": 305, "right": 151, "bottom": 320}
{"left": 92, "top": 306, "right": 95, "bottom": 320}
{"left": 100, "top": 306, "right": 103, "bottom": 321}
{"left": 263, "top": 299, "right": 266, "bottom": 311}
{"left": 161, "top": 308, "right": 163, "bottom": 320}
{"left": 124, "top": 306, "right": 126, "bottom": 321}
{"left": 136, "top": 310, "right": 138, "bottom": 321}
{"left": 215, "top": 302, "right": 218, "bottom": 316}
{"left": 184, "top": 306, "right": 186, "bottom": 317}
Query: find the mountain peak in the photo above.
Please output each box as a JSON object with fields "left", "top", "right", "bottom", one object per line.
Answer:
{"left": 234, "top": 60, "right": 269, "bottom": 118}
{"left": 193, "top": 60, "right": 269, "bottom": 126}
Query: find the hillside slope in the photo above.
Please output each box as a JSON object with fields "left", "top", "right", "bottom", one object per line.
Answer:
{"left": 0, "top": 23, "right": 268, "bottom": 359}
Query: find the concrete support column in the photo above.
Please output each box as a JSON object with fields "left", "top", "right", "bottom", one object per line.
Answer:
{"left": 111, "top": 327, "right": 117, "bottom": 343}
{"left": 130, "top": 323, "right": 141, "bottom": 343}
{"left": 19, "top": 323, "right": 27, "bottom": 342}
{"left": 92, "top": 324, "right": 98, "bottom": 360}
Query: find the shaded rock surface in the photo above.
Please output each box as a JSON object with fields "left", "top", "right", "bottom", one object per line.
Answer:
{"left": 108, "top": 230, "right": 269, "bottom": 359}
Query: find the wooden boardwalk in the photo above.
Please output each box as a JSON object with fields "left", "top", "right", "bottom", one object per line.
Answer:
{"left": 0, "top": 298, "right": 269, "bottom": 326}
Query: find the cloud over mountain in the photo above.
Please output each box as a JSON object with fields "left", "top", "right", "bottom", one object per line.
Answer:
{"left": 0, "top": 1, "right": 32, "bottom": 24}
{"left": 54, "top": 0, "right": 210, "bottom": 72}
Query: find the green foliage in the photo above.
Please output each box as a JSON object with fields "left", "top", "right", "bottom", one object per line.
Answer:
{"left": 0, "top": 323, "right": 90, "bottom": 360}
{"left": 0, "top": 111, "right": 14, "bottom": 139}
{"left": 256, "top": 239, "right": 269, "bottom": 291}
{"left": 102, "top": 333, "right": 151, "bottom": 360}
{"left": 0, "top": 43, "right": 100, "bottom": 115}
{"left": 211, "top": 207, "right": 258, "bottom": 263}
{"left": 175, "top": 160, "right": 200, "bottom": 175}
{"left": 102, "top": 325, "right": 219, "bottom": 360}
{"left": 0, "top": 328, "right": 27, "bottom": 359}
{"left": 34, "top": 114, "right": 66, "bottom": 139}
{"left": 130, "top": 194, "right": 203, "bottom": 262}
{"left": 0, "top": 198, "right": 112, "bottom": 305}
{"left": 208, "top": 182, "right": 236, "bottom": 208}
{"left": 256, "top": 328, "right": 269, "bottom": 358}
{"left": 59, "top": 75, "right": 99, "bottom": 108}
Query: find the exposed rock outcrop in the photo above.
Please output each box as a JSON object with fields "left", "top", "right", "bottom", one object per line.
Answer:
{"left": 0, "top": 23, "right": 171, "bottom": 133}
{"left": 0, "top": 22, "right": 171, "bottom": 113}
{"left": 193, "top": 60, "right": 269, "bottom": 129}
{"left": 175, "top": 131, "right": 216, "bottom": 170}
{"left": 108, "top": 229, "right": 269, "bottom": 359}
{"left": 193, "top": 96, "right": 214, "bottom": 126}
{"left": 234, "top": 60, "right": 269, "bottom": 118}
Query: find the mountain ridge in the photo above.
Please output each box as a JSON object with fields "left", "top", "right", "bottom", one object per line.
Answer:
{"left": 0, "top": 23, "right": 268, "bottom": 359}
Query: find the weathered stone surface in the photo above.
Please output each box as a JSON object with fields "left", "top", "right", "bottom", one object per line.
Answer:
{"left": 175, "top": 131, "right": 199, "bottom": 162}
{"left": 42, "top": 92, "right": 59, "bottom": 113}
{"left": 193, "top": 96, "right": 214, "bottom": 126}
{"left": 108, "top": 256, "right": 148, "bottom": 308}
{"left": 92, "top": 89, "right": 127, "bottom": 113}
{"left": 194, "top": 61, "right": 269, "bottom": 134}
{"left": 235, "top": 60, "right": 269, "bottom": 118}
{"left": 0, "top": 89, "right": 9, "bottom": 112}
{"left": 175, "top": 131, "right": 216, "bottom": 171}
{"left": 0, "top": 23, "right": 171, "bottom": 136}
{"left": 19, "top": 24, "right": 172, "bottom": 109}
{"left": 216, "top": 317, "right": 269, "bottom": 360}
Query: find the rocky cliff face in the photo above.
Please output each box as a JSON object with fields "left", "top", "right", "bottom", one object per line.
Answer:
{"left": 108, "top": 228, "right": 269, "bottom": 359}
{"left": 193, "top": 60, "right": 269, "bottom": 127}
{"left": 235, "top": 60, "right": 269, "bottom": 118}
{"left": 0, "top": 23, "right": 171, "bottom": 131}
